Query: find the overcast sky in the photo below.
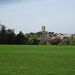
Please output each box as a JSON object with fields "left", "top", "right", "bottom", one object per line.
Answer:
{"left": 0, "top": 0, "right": 75, "bottom": 34}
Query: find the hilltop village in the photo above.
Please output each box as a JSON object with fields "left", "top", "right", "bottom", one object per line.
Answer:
{"left": 25, "top": 26, "right": 75, "bottom": 40}
{"left": 0, "top": 24, "right": 75, "bottom": 45}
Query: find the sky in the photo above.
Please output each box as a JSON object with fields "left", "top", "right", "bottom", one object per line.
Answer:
{"left": 0, "top": 0, "right": 75, "bottom": 34}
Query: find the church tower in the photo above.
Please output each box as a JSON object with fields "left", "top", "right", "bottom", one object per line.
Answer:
{"left": 42, "top": 26, "right": 45, "bottom": 32}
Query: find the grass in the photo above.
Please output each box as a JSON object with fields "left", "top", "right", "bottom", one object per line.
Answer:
{"left": 0, "top": 45, "right": 75, "bottom": 75}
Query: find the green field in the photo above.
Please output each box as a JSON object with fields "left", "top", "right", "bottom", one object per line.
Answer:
{"left": 0, "top": 45, "right": 75, "bottom": 75}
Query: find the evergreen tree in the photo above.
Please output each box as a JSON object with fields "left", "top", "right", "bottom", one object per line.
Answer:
{"left": 7, "top": 29, "right": 15, "bottom": 44}
{"left": 0, "top": 25, "right": 7, "bottom": 44}
{"left": 15, "top": 31, "right": 25, "bottom": 44}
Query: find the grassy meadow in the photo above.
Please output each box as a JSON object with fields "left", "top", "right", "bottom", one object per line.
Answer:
{"left": 0, "top": 45, "right": 75, "bottom": 75}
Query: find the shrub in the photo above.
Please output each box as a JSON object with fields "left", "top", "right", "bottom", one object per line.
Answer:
{"left": 70, "top": 38, "right": 75, "bottom": 45}
{"left": 39, "top": 40, "right": 46, "bottom": 45}
{"left": 48, "top": 38, "right": 61, "bottom": 45}
{"left": 46, "top": 42, "right": 51, "bottom": 45}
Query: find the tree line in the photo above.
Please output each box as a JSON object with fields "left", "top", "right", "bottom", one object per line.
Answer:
{"left": 0, "top": 25, "right": 40, "bottom": 45}
{"left": 0, "top": 25, "right": 75, "bottom": 45}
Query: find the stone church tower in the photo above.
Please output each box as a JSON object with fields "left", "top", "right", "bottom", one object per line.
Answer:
{"left": 42, "top": 26, "right": 45, "bottom": 33}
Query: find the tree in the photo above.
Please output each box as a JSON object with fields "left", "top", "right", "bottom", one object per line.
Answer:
{"left": 61, "top": 38, "right": 71, "bottom": 45}
{"left": 0, "top": 25, "right": 16, "bottom": 44}
{"left": 48, "top": 32, "right": 54, "bottom": 37}
{"left": 0, "top": 25, "right": 7, "bottom": 44}
{"left": 70, "top": 38, "right": 75, "bottom": 45}
{"left": 15, "top": 31, "right": 25, "bottom": 44}
{"left": 28, "top": 34, "right": 40, "bottom": 45}
{"left": 25, "top": 37, "right": 28, "bottom": 45}
{"left": 36, "top": 32, "right": 43, "bottom": 37}
{"left": 7, "top": 29, "right": 15, "bottom": 44}
{"left": 25, "top": 33, "right": 30, "bottom": 38}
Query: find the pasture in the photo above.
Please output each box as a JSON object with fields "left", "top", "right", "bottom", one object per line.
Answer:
{"left": 0, "top": 45, "right": 75, "bottom": 75}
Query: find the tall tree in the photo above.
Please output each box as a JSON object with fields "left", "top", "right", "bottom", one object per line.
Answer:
{"left": 15, "top": 31, "right": 25, "bottom": 44}
{"left": 0, "top": 25, "right": 7, "bottom": 44}
{"left": 7, "top": 29, "right": 15, "bottom": 44}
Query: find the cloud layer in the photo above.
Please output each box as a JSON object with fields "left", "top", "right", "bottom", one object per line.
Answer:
{"left": 0, "top": 0, "right": 75, "bottom": 34}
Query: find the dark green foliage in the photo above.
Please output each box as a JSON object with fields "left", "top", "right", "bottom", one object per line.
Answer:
{"left": 7, "top": 29, "right": 15, "bottom": 44}
{"left": 70, "top": 38, "right": 75, "bottom": 45}
{"left": 1, "top": 25, "right": 75, "bottom": 45}
{"left": 36, "top": 32, "right": 43, "bottom": 36}
{"left": 28, "top": 35, "right": 40, "bottom": 45}
{"left": 46, "top": 42, "right": 51, "bottom": 45}
{"left": 0, "top": 25, "right": 28, "bottom": 45}
{"left": 25, "top": 32, "right": 55, "bottom": 39}
{"left": 0, "top": 25, "right": 7, "bottom": 44}
{"left": 25, "top": 37, "right": 28, "bottom": 45}
{"left": 15, "top": 31, "right": 25, "bottom": 44}
{"left": 61, "top": 38, "right": 71, "bottom": 45}
{"left": 39, "top": 40, "right": 46, "bottom": 45}
{"left": 0, "top": 25, "right": 16, "bottom": 44}
{"left": 48, "top": 32, "right": 55, "bottom": 37}
{"left": 25, "top": 32, "right": 36, "bottom": 38}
